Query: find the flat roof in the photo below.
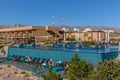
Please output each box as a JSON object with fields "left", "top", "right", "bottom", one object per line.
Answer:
{"left": 0, "top": 26, "right": 33, "bottom": 32}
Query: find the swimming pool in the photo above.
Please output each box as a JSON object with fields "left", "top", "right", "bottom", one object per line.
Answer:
{"left": 7, "top": 45, "right": 119, "bottom": 65}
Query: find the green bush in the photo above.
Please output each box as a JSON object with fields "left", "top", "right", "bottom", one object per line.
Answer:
{"left": 65, "top": 55, "right": 120, "bottom": 80}
{"left": 56, "top": 39, "right": 63, "bottom": 43}
{"left": 44, "top": 39, "right": 52, "bottom": 44}
{"left": 24, "top": 72, "right": 32, "bottom": 77}
{"left": 66, "top": 38, "right": 75, "bottom": 41}
{"left": 0, "top": 44, "right": 6, "bottom": 48}
{"left": 42, "top": 69, "right": 61, "bottom": 80}
{"left": 84, "top": 41, "right": 95, "bottom": 46}
{"left": 66, "top": 54, "right": 94, "bottom": 80}
{"left": 92, "top": 60, "right": 120, "bottom": 80}
{"left": 40, "top": 54, "right": 120, "bottom": 80}
{"left": 7, "top": 64, "right": 12, "bottom": 68}
{"left": 21, "top": 71, "right": 26, "bottom": 74}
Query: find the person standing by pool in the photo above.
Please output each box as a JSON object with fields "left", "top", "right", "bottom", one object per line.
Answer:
{"left": 48, "top": 59, "right": 54, "bottom": 66}
{"left": 63, "top": 61, "right": 67, "bottom": 67}
{"left": 1, "top": 48, "right": 6, "bottom": 56}
{"left": 104, "top": 43, "right": 107, "bottom": 49}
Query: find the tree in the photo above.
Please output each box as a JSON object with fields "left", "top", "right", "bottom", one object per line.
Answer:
{"left": 93, "top": 60, "right": 120, "bottom": 80}
{"left": 66, "top": 54, "right": 94, "bottom": 80}
{"left": 42, "top": 69, "right": 61, "bottom": 80}
{"left": 66, "top": 38, "right": 75, "bottom": 41}
{"left": 44, "top": 39, "right": 52, "bottom": 44}
{"left": 83, "top": 41, "right": 95, "bottom": 46}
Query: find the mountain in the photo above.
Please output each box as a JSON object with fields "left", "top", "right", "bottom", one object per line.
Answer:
{"left": 0, "top": 24, "right": 120, "bottom": 33}
{"left": 60, "top": 25, "right": 120, "bottom": 33}
{"left": 0, "top": 24, "right": 26, "bottom": 28}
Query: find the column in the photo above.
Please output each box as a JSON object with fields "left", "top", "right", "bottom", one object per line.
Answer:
{"left": 75, "top": 32, "right": 79, "bottom": 41}
{"left": 119, "top": 42, "right": 120, "bottom": 51}
{"left": 75, "top": 32, "right": 77, "bottom": 40}
{"left": 98, "top": 32, "right": 101, "bottom": 42}
{"left": 64, "top": 32, "right": 66, "bottom": 43}
{"left": 54, "top": 34, "right": 56, "bottom": 41}
{"left": 105, "top": 32, "right": 108, "bottom": 42}
{"left": 29, "top": 33, "right": 32, "bottom": 39}
{"left": 107, "top": 32, "right": 110, "bottom": 42}
{"left": 7, "top": 35, "right": 9, "bottom": 42}
{"left": 35, "top": 36, "right": 37, "bottom": 43}
{"left": 23, "top": 32, "right": 25, "bottom": 40}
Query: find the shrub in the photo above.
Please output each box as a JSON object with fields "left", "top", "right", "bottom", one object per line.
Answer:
{"left": 7, "top": 64, "right": 12, "bottom": 68}
{"left": 42, "top": 69, "right": 61, "bottom": 80}
{"left": 66, "top": 38, "right": 75, "bottom": 41}
{"left": 84, "top": 41, "right": 95, "bottom": 46}
{"left": 25, "top": 72, "right": 32, "bottom": 77}
{"left": 44, "top": 39, "right": 52, "bottom": 44}
{"left": 92, "top": 60, "right": 120, "bottom": 80}
{"left": 21, "top": 71, "right": 26, "bottom": 74}
{"left": 66, "top": 54, "right": 94, "bottom": 80}
{"left": 0, "top": 44, "right": 6, "bottom": 48}
{"left": 56, "top": 39, "right": 62, "bottom": 43}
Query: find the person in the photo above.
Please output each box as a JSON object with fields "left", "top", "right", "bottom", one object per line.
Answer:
{"left": 95, "top": 44, "right": 99, "bottom": 49}
{"left": 63, "top": 61, "right": 67, "bottom": 67}
{"left": 1, "top": 49, "right": 6, "bottom": 56}
{"left": 24, "top": 56, "right": 30, "bottom": 62}
{"left": 104, "top": 43, "right": 106, "bottom": 49}
{"left": 48, "top": 59, "right": 54, "bottom": 66}
{"left": 79, "top": 43, "right": 83, "bottom": 48}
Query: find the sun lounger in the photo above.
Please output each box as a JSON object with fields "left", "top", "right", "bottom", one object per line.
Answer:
{"left": 46, "top": 59, "right": 50, "bottom": 63}
{"left": 37, "top": 58, "right": 42, "bottom": 64}
{"left": 34, "top": 58, "right": 39, "bottom": 63}
{"left": 51, "top": 66, "right": 64, "bottom": 72}
{"left": 40, "top": 59, "right": 44, "bottom": 64}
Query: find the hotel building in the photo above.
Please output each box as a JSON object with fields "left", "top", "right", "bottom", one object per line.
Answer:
{"left": 0, "top": 26, "right": 113, "bottom": 43}
{"left": 65, "top": 28, "right": 111, "bottom": 42}
{"left": 0, "top": 26, "right": 62, "bottom": 43}
{"left": 65, "top": 31, "right": 106, "bottom": 42}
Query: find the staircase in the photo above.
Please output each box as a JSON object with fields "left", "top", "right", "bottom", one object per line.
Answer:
{"left": 47, "top": 27, "right": 63, "bottom": 39}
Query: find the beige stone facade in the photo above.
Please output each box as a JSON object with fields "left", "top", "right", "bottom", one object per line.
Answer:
{"left": 0, "top": 26, "right": 112, "bottom": 43}
{"left": 0, "top": 26, "right": 62, "bottom": 43}
{"left": 65, "top": 31, "right": 106, "bottom": 42}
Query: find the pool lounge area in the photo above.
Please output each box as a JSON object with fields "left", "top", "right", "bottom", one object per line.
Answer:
{"left": 7, "top": 45, "right": 119, "bottom": 65}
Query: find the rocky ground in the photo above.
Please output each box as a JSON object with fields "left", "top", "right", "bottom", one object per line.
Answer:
{"left": 0, "top": 65, "right": 41, "bottom": 80}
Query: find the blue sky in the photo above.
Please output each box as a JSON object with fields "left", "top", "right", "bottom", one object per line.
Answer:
{"left": 0, "top": 0, "right": 120, "bottom": 27}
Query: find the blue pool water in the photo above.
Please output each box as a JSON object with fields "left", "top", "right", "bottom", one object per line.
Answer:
{"left": 52, "top": 47, "right": 118, "bottom": 53}
{"left": 21, "top": 45, "right": 118, "bottom": 53}
{"left": 7, "top": 45, "right": 119, "bottom": 65}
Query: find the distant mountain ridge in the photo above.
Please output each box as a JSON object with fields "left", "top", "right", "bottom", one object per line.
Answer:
{"left": 0, "top": 24, "right": 26, "bottom": 28}
{"left": 75, "top": 26, "right": 120, "bottom": 32}
{"left": 0, "top": 25, "right": 15, "bottom": 28}
{"left": 0, "top": 24, "right": 120, "bottom": 33}
{"left": 61, "top": 26, "right": 120, "bottom": 33}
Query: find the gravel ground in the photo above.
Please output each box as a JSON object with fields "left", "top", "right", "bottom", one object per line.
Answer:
{"left": 0, "top": 65, "right": 40, "bottom": 80}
